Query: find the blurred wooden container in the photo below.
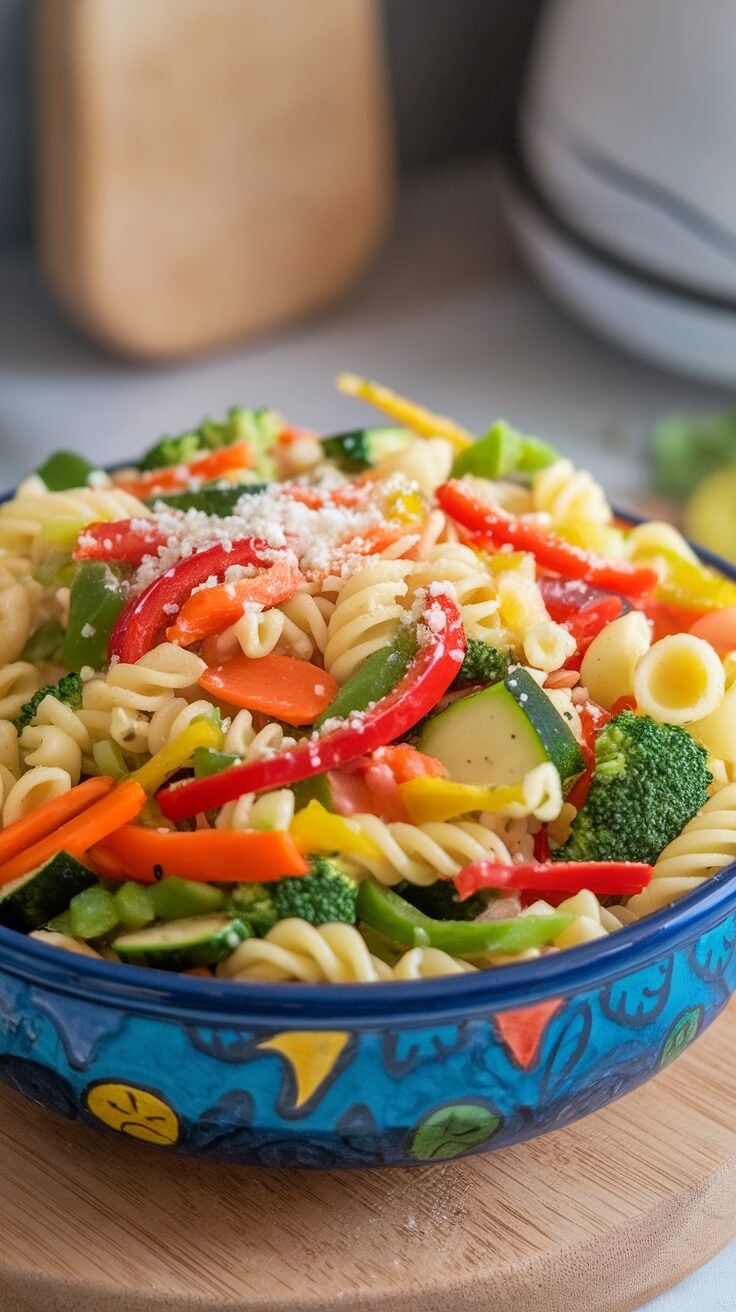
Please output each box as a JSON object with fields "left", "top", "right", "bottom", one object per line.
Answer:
{"left": 34, "top": 0, "right": 393, "bottom": 359}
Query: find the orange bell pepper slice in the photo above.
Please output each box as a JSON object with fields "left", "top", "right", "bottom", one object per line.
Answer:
{"left": 167, "top": 554, "right": 303, "bottom": 647}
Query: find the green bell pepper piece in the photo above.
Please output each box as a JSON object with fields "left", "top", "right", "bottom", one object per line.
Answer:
{"left": 37, "top": 450, "right": 96, "bottom": 491}
{"left": 193, "top": 747, "right": 243, "bottom": 778}
{"left": 314, "top": 627, "right": 418, "bottom": 730}
{"left": 357, "top": 881, "right": 573, "bottom": 956}
{"left": 62, "top": 561, "right": 127, "bottom": 671}
{"left": 450, "top": 421, "right": 559, "bottom": 480}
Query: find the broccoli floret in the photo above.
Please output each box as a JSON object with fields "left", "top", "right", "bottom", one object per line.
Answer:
{"left": 139, "top": 432, "right": 202, "bottom": 471}
{"left": 453, "top": 639, "right": 510, "bottom": 688}
{"left": 139, "top": 407, "right": 282, "bottom": 477}
{"left": 229, "top": 883, "right": 279, "bottom": 937}
{"left": 272, "top": 856, "right": 359, "bottom": 926}
{"left": 16, "top": 672, "right": 83, "bottom": 733}
{"left": 398, "top": 879, "right": 490, "bottom": 922}
{"left": 556, "top": 710, "right": 712, "bottom": 865}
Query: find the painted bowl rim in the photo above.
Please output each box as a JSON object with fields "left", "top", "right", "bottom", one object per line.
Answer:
{"left": 2, "top": 482, "right": 735, "bottom": 1027}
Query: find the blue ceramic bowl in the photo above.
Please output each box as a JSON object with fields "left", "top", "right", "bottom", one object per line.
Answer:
{"left": 1, "top": 510, "right": 735, "bottom": 1167}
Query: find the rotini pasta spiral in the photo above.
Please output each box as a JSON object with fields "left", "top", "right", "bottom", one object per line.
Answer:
{"left": 0, "top": 485, "right": 151, "bottom": 555}
{"left": 19, "top": 695, "right": 92, "bottom": 785}
{"left": 216, "top": 788, "right": 295, "bottom": 832}
{"left": 372, "top": 436, "right": 454, "bottom": 497}
{"left": 219, "top": 919, "right": 392, "bottom": 983}
{"left": 1, "top": 764, "right": 72, "bottom": 828}
{"left": 0, "top": 577, "right": 32, "bottom": 665}
{"left": 0, "top": 662, "right": 41, "bottom": 721}
{"left": 83, "top": 643, "right": 206, "bottom": 714}
{"left": 324, "top": 561, "right": 413, "bottom": 685}
{"left": 532, "top": 459, "right": 611, "bottom": 525}
{"left": 147, "top": 698, "right": 218, "bottom": 755}
{"left": 407, "top": 543, "right": 503, "bottom": 642}
{"left": 626, "top": 783, "right": 736, "bottom": 917}
{"left": 344, "top": 816, "right": 513, "bottom": 886}
{"left": 222, "top": 709, "right": 297, "bottom": 761}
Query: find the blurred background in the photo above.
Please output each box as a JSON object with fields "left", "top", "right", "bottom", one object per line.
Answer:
{"left": 1, "top": 0, "right": 736, "bottom": 561}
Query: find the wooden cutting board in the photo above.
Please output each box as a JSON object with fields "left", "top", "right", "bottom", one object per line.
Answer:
{"left": 1, "top": 998, "right": 735, "bottom": 1312}
{"left": 33, "top": 0, "right": 392, "bottom": 360}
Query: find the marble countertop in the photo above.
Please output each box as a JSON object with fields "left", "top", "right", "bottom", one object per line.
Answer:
{"left": 0, "top": 158, "right": 733, "bottom": 1310}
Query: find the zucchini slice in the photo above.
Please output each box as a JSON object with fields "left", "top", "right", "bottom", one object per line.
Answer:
{"left": 0, "top": 851, "right": 96, "bottom": 932}
{"left": 112, "top": 915, "right": 250, "bottom": 970}
{"left": 321, "top": 427, "right": 410, "bottom": 471}
{"left": 419, "top": 667, "right": 584, "bottom": 788}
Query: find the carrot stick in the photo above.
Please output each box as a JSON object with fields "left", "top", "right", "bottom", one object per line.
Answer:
{"left": 0, "top": 780, "right": 146, "bottom": 887}
{"left": 200, "top": 652, "right": 339, "bottom": 726}
{"left": 89, "top": 825, "right": 308, "bottom": 884}
{"left": 0, "top": 776, "right": 115, "bottom": 869}
{"left": 166, "top": 555, "right": 303, "bottom": 647}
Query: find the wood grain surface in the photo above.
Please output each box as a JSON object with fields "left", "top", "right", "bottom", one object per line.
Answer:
{"left": 1, "top": 1000, "right": 735, "bottom": 1312}
{"left": 34, "top": 0, "right": 392, "bottom": 359}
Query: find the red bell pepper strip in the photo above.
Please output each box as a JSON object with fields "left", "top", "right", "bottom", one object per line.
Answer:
{"left": 73, "top": 519, "right": 167, "bottom": 565}
{"left": 108, "top": 537, "right": 282, "bottom": 663}
{"left": 436, "top": 481, "right": 658, "bottom": 598}
{"left": 454, "top": 859, "right": 653, "bottom": 901}
{"left": 115, "top": 442, "right": 254, "bottom": 500}
{"left": 157, "top": 591, "right": 466, "bottom": 821}
{"left": 166, "top": 553, "right": 303, "bottom": 646}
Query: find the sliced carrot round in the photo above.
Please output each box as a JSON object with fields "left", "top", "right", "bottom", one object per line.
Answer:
{"left": 200, "top": 652, "right": 339, "bottom": 726}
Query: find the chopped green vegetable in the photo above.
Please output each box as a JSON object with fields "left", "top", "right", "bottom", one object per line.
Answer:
{"left": 452, "top": 638, "right": 510, "bottom": 688}
{"left": 36, "top": 450, "right": 96, "bottom": 491}
{"left": 272, "top": 855, "right": 359, "bottom": 926}
{"left": 450, "top": 421, "right": 559, "bottom": 480}
{"left": 32, "top": 552, "right": 76, "bottom": 589}
{"left": 150, "top": 876, "right": 227, "bottom": 921}
{"left": 228, "top": 882, "right": 280, "bottom": 936}
{"left": 651, "top": 409, "right": 736, "bottom": 500}
{"left": 557, "top": 710, "right": 712, "bottom": 865}
{"left": 69, "top": 885, "right": 120, "bottom": 940}
{"left": 62, "top": 561, "right": 127, "bottom": 671}
{"left": 16, "top": 672, "right": 83, "bottom": 732}
{"left": 21, "top": 620, "right": 65, "bottom": 663}
{"left": 91, "top": 740, "right": 128, "bottom": 780}
{"left": 113, "top": 882, "right": 156, "bottom": 931}
{"left": 113, "top": 915, "right": 250, "bottom": 970}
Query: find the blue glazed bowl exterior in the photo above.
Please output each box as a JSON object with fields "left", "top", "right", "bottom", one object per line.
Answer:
{"left": 1, "top": 869, "right": 735, "bottom": 1166}
{"left": 1, "top": 508, "right": 735, "bottom": 1166}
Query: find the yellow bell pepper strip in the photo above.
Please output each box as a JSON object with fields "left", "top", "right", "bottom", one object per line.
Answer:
{"left": 89, "top": 826, "right": 307, "bottom": 884}
{"left": 652, "top": 550, "right": 736, "bottom": 612}
{"left": 290, "top": 800, "right": 382, "bottom": 858}
{"left": 129, "top": 718, "right": 224, "bottom": 795}
{"left": 336, "top": 373, "right": 473, "bottom": 451}
{"left": 399, "top": 777, "right": 529, "bottom": 825}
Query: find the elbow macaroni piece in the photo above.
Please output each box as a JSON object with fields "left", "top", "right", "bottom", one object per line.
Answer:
{"left": 580, "top": 611, "right": 652, "bottom": 710}
{"left": 84, "top": 643, "right": 207, "bottom": 714}
{"left": 1, "top": 764, "right": 72, "bottom": 828}
{"left": 523, "top": 620, "right": 576, "bottom": 673}
{"left": 633, "top": 633, "right": 725, "bottom": 724}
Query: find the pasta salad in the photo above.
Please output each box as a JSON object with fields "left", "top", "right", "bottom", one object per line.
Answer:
{"left": 0, "top": 373, "right": 735, "bottom": 985}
